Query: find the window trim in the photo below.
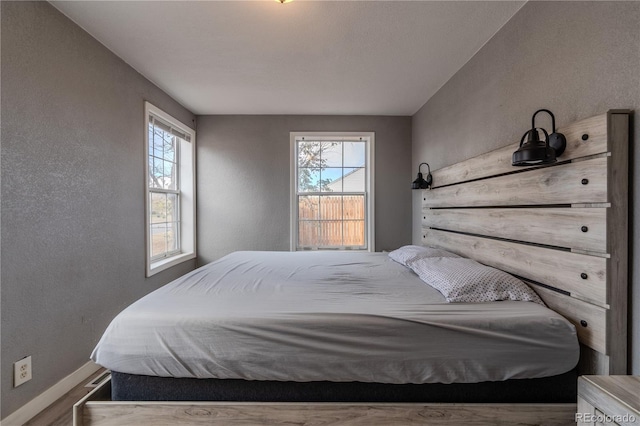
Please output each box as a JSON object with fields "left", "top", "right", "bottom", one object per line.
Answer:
{"left": 289, "top": 132, "right": 375, "bottom": 252}
{"left": 144, "top": 102, "right": 197, "bottom": 277}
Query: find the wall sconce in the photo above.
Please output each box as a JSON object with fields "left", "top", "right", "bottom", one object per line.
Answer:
{"left": 512, "top": 109, "right": 567, "bottom": 166}
{"left": 411, "top": 162, "right": 432, "bottom": 189}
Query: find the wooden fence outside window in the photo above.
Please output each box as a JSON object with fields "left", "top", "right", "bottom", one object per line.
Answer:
{"left": 298, "top": 195, "right": 365, "bottom": 247}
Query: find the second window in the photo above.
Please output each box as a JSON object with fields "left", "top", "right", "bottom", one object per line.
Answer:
{"left": 291, "top": 133, "right": 374, "bottom": 251}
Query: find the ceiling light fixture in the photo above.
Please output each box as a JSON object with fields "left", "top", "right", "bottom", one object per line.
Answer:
{"left": 275, "top": 0, "right": 293, "bottom": 3}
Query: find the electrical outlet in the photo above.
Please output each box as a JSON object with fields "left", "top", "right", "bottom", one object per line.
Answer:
{"left": 14, "top": 356, "right": 32, "bottom": 387}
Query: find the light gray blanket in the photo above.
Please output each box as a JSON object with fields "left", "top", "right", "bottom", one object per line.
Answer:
{"left": 92, "top": 251, "right": 579, "bottom": 383}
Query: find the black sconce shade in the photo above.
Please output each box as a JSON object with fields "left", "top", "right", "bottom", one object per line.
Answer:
{"left": 512, "top": 109, "right": 567, "bottom": 166}
{"left": 412, "top": 163, "right": 432, "bottom": 189}
{"left": 513, "top": 127, "right": 556, "bottom": 165}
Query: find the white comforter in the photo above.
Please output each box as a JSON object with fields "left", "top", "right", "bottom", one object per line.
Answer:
{"left": 92, "top": 251, "right": 579, "bottom": 384}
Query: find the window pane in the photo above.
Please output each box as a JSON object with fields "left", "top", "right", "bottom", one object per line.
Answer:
{"left": 151, "top": 223, "right": 167, "bottom": 257}
{"left": 343, "top": 220, "right": 365, "bottom": 246}
{"left": 343, "top": 195, "right": 365, "bottom": 220}
{"left": 298, "top": 141, "right": 320, "bottom": 167}
{"left": 163, "top": 160, "right": 176, "bottom": 190}
{"left": 150, "top": 193, "right": 167, "bottom": 224}
{"left": 298, "top": 196, "right": 319, "bottom": 220}
{"left": 298, "top": 168, "right": 320, "bottom": 192}
{"left": 167, "top": 222, "right": 178, "bottom": 253}
{"left": 321, "top": 167, "right": 342, "bottom": 192}
{"left": 319, "top": 196, "right": 342, "bottom": 220}
{"left": 162, "top": 132, "right": 173, "bottom": 156}
{"left": 153, "top": 129, "right": 164, "bottom": 158}
{"left": 148, "top": 124, "right": 155, "bottom": 156}
{"left": 322, "top": 142, "right": 342, "bottom": 167}
{"left": 164, "top": 137, "right": 175, "bottom": 162}
{"left": 148, "top": 157, "right": 160, "bottom": 189}
{"left": 166, "top": 194, "right": 178, "bottom": 222}
{"left": 344, "top": 142, "right": 365, "bottom": 167}
{"left": 150, "top": 157, "right": 163, "bottom": 189}
{"left": 320, "top": 220, "right": 342, "bottom": 246}
{"left": 342, "top": 167, "right": 365, "bottom": 192}
{"left": 298, "top": 221, "right": 319, "bottom": 247}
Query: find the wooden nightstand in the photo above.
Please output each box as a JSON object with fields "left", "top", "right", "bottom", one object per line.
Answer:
{"left": 577, "top": 376, "right": 640, "bottom": 425}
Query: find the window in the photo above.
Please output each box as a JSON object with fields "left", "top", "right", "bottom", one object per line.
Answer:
{"left": 290, "top": 132, "right": 374, "bottom": 251}
{"left": 145, "top": 102, "right": 196, "bottom": 276}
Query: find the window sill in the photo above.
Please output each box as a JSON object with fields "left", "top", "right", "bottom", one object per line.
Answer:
{"left": 147, "top": 251, "right": 196, "bottom": 277}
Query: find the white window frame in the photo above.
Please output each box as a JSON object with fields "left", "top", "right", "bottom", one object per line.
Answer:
{"left": 290, "top": 132, "right": 375, "bottom": 252}
{"left": 145, "top": 102, "right": 196, "bottom": 277}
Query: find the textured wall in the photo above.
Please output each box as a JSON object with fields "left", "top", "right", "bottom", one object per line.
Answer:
{"left": 1, "top": 2, "right": 196, "bottom": 417}
{"left": 412, "top": 1, "right": 640, "bottom": 372}
{"left": 197, "top": 115, "right": 412, "bottom": 265}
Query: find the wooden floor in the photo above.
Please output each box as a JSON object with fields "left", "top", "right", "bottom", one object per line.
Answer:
{"left": 23, "top": 369, "right": 107, "bottom": 426}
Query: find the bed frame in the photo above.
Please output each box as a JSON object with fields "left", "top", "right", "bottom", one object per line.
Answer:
{"left": 74, "top": 110, "right": 631, "bottom": 426}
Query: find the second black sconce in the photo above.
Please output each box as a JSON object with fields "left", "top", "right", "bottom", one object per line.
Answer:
{"left": 411, "top": 162, "right": 432, "bottom": 189}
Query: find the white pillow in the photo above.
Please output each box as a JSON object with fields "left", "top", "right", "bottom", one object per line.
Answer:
{"left": 409, "top": 257, "right": 544, "bottom": 305}
{"left": 388, "top": 245, "right": 459, "bottom": 267}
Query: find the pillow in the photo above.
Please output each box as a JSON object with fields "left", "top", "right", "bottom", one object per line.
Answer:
{"left": 388, "top": 245, "right": 459, "bottom": 267}
{"left": 409, "top": 257, "right": 544, "bottom": 305}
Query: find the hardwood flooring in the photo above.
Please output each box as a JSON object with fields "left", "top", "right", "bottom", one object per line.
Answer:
{"left": 22, "top": 369, "right": 107, "bottom": 426}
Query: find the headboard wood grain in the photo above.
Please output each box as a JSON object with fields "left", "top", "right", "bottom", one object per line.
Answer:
{"left": 421, "top": 110, "right": 631, "bottom": 375}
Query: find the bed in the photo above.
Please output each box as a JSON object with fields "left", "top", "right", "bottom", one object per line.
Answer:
{"left": 93, "top": 250, "right": 579, "bottom": 396}
{"left": 74, "top": 110, "right": 631, "bottom": 426}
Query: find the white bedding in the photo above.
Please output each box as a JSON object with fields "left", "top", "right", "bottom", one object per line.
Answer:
{"left": 92, "top": 251, "right": 579, "bottom": 384}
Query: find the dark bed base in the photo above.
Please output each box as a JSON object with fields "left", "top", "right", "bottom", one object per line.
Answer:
{"left": 111, "top": 369, "right": 577, "bottom": 403}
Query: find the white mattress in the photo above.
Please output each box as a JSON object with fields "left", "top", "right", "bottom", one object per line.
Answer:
{"left": 92, "top": 251, "right": 579, "bottom": 384}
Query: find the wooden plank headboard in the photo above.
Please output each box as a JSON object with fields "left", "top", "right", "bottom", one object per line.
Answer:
{"left": 421, "top": 110, "right": 631, "bottom": 376}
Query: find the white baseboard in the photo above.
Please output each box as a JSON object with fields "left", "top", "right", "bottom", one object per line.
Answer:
{"left": 1, "top": 360, "right": 100, "bottom": 426}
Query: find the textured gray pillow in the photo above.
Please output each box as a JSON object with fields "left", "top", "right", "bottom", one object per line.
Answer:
{"left": 409, "top": 257, "right": 544, "bottom": 305}
{"left": 388, "top": 245, "right": 459, "bottom": 267}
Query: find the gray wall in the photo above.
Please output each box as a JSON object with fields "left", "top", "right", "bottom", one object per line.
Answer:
{"left": 1, "top": 2, "right": 196, "bottom": 418}
{"left": 197, "top": 115, "right": 412, "bottom": 264}
{"left": 412, "top": 1, "right": 640, "bottom": 372}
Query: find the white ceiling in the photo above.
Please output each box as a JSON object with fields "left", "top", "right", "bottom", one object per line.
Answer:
{"left": 51, "top": 1, "right": 525, "bottom": 116}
